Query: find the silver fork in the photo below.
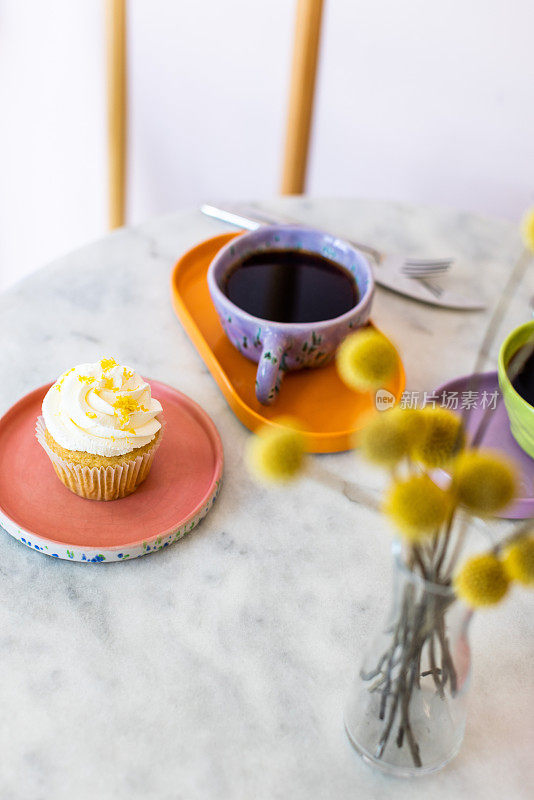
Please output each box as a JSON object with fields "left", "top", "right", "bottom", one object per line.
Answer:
{"left": 401, "top": 258, "right": 451, "bottom": 277}
{"left": 200, "top": 204, "right": 453, "bottom": 280}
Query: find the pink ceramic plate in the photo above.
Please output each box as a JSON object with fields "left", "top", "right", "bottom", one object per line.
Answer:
{"left": 0, "top": 381, "right": 223, "bottom": 562}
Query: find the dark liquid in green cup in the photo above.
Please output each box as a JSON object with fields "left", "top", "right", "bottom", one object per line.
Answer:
{"left": 511, "top": 346, "right": 534, "bottom": 406}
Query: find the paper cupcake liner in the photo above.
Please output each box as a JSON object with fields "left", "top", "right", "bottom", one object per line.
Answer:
{"left": 35, "top": 416, "right": 164, "bottom": 501}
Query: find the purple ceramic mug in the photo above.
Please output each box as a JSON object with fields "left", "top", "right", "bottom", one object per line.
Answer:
{"left": 207, "top": 226, "right": 375, "bottom": 405}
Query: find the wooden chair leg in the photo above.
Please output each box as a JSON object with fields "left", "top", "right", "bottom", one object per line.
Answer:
{"left": 280, "top": 0, "right": 325, "bottom": 196}
{"left": 106, "top": 0, "right": 128, "bottom": 229}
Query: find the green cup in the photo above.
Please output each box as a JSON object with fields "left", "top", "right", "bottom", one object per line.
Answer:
{"left": 498, "top": 320, "right": 534, "bottom": 458}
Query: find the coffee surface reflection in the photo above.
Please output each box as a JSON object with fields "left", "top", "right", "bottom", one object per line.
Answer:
{"left": 223, "top": 249, "right": 358, "bottom": 324}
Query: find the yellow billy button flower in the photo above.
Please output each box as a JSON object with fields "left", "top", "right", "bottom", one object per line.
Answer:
{"left": 360, "top": 407, "right": 422, "bottom": 468}
{"left": 520, "top": 208, "right": 534, "bottom": 252}
{"left": 246, "top": 418, "right": 306, "bottom": 483}
{"left": 413, "top": 407, "right": 464, "bottom": 468}
{"left": 453, "top": 449, "right": 516, "bottom": 516}
{"left": 502, "top": 536, "right": 534, "bottom": 586}
{"left": 397, "top": 407, "right": 425, "bottom": 444}
{"left": 336, "top": 329, "right": 399, "bottom": 393}
{"left": 454, "top": 553, "right": 509, "bottom": 607}
{"left": 384, "top": 474, "right": 450, "bottom": 541}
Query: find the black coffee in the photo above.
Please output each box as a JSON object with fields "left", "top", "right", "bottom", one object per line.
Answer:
{"left": 223, "top": 250, "right": 358, "bottom": 324}
{"left": 511, "top": 345, "right": 534, "bottom": 406}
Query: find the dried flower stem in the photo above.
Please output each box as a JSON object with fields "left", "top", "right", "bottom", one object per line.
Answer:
{"left": 364, "top": 248, "right": 532, "bottom": 768}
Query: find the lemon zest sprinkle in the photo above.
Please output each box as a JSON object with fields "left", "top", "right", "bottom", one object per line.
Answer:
{"left": 55, "top": 367, "right": 75, "bottom": 391}
{"left": 113, "top": 396, "right": 140, "bottom": 424}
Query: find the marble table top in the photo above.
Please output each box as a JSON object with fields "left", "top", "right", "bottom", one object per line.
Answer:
{"left": 0, "top": 198, "right": 532, "bottom": 799}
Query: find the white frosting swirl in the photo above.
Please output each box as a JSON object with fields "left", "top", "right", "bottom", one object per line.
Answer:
{"left": 42, "top": 360, "right": 162, "bottom": 456}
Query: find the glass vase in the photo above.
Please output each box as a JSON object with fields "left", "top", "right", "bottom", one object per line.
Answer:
{"left": 345, "top": 541, "right": 472, "bottom": 777}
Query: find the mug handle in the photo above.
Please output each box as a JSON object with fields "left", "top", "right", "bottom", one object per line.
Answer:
{"left": 255, "top": 331, "right": 290, "bottom": 405}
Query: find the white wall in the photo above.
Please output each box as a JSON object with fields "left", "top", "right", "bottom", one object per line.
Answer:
{"left": 312, "top": 0, "right": 534, "bottom": 216}
{"left": 1, "top": 0, "right": 533, "bottom": 291}
{"left": 0, "top": 1, "right": 106, "bottom": 291}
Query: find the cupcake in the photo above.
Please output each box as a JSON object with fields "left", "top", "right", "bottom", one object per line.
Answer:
{"left": 36, "top": 358, "right": 164, "bottom": 501}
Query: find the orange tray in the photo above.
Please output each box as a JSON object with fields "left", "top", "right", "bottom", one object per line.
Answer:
{"left": 170, "top": 233, "right": 405, "bottom": 453}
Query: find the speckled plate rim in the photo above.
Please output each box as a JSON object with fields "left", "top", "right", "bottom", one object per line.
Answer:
{"left": 0, "top": 381, "right": 224, "bottom": 563}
